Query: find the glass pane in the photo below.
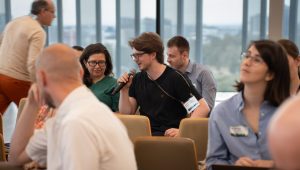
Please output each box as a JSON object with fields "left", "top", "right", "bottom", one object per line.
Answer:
{"left": 296, "top": 1, "right": 300, "bottom": 47}
{"left": 48, "top": 0, "right": 58, "bottom": 44}
{"left": 102, "top": 0, "right": 117, "bottom": 75}
{"left": 62, "top": 0, "right": 76, "bottom": 46}
{"left": 266, "top": 0, "right": 270, "bottom": 36}
{"left": 140, "top": 0, "right": 156, "bottom": 33}
{"left": 248, "top": 0, "right": 261, "bottom": 42}
{"left": 120, "top": 0, "right": 135, "bottom": 74}
{"left": 81, "top": 0, "right": 96, "bottom": 47}
{"left": 11, "top": 0, "right": 31, "bottom": 19}
{"left": 163, "top": 0, "right": 177, "bottom": 45}
{"left": 183, "top": 0, "right": 196, "bottom": 61}
{"left": 282, "top": 0, "right": 290, "bottom": 38}
{"left": 203, "top": 0, "right": 243, "bottom": 92}
{"left": 0, "top": 0, "right": 5, "bottom": 32}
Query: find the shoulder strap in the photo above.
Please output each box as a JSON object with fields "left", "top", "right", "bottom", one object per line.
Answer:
{"left": 147, "top": 70, "right": 192, "bottom": 103}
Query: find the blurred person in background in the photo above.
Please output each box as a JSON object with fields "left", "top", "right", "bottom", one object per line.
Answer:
{"left": 277, "top": 39, "right": 300, "bottom": 95}
{"left": 268, "top": 95, "right": 300, "bottom": 170}
{"left": 0, "top": 0, "right": 55, "bottom": 114}
{"left": 72, "top": 45, "right": 84, "bottom": 58}
{"left": 167, "top": 35, "right": 216, "bottom": 112}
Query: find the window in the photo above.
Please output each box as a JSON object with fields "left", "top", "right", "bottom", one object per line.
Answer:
{"left": 102, "top": 0, "right": 117, "bottom": 74}
{"left": 3, "top": 0, "right": 297, "bottom": 91}
{"left": 162, "top": 0, "right": 178, "bottom": 46}
{"left": 282, "top": 0, "right": 290, "bottom": 38}
{"left": 0, "top": 0, "right": 5, "bottom": 32}
{"left": 80, "top": 0, "right": 96, "bottom": 47}
{"left": 62, "top": 0, "right": 76, "bottom": 45}
{"left": 140, "top": 0, "right": 156, "bottom": 33}
{"left": 203, "top": 0, "right": 243, "bottom": 92}
{"left": 48, "top": 0, "right": 58, "bottom": 45}
{"left": 248, "top": 0, "right": 264, "bottom": 41}
{"left": 296, "top": 1, "right": 300, "bottom": 47}
{"left": 11, "top": 0, "right": 31, "bottom": 19}
{"left": 119, "top": 0, "right": 135, "bottom": 74}
{"left": 183, "top": 0, "right": 197, "bottom": 61}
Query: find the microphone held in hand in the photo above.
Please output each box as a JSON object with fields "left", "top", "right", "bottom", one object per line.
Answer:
{"left": 110, "top": 69, "right": 136, "bottom": 96}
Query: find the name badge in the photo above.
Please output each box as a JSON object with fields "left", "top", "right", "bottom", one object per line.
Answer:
{"left": 183, "top": 95, "right": 199, "bottom": 114}
{"left": 230, "top": 126, "right": 249, "bottom": 137}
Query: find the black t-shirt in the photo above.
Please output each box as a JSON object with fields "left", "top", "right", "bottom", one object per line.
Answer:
{"left": 129, "top": 66, "right": 202, "bottom": 136}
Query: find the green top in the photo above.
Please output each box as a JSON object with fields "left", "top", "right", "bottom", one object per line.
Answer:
{"left": 89, "top": 76, "right": 120, "bottom": 112}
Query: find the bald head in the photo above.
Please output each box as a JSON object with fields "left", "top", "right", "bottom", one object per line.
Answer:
{"left": 268, "top": 95, "right": 300, "bottom": 170}
{"left": 36, "top": 44, "right": 82, "bottom": 83}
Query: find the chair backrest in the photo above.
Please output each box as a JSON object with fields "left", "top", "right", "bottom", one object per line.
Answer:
{"left": 0, "top": 134, "right": 6, "bottom": 161}
{"left": 134, "top": 136, "right": 199, "bottom": 170}
{"left": 116, "top": 114, "right": 151, "bottom": 142}
{"left": 0, "top": 114, "right": 3, "bottom": 135}
{"left": 17, "top": 98, "right": 27, "bottom": 121}
{"left": 179, "top": 118, "right": 209, "bottom": 161}
{"left": 0, "top": 162, "right": 23, "bottom": 170}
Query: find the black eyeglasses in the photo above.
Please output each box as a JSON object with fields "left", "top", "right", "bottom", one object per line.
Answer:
{"left": 130, "top": 52, "right": 146, "bottom": 60}
{"left": 87, "top": 60, "right": 106, "bottom": 67}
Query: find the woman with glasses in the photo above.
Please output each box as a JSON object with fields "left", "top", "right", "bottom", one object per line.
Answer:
{"left": 277, "top": 39, "right": 300, "bottom": 95}
{"left": 206, "top": 40, "right": 291, "bottom": 169}
{"left": 80, "top": 43, "right": 119, "bottom": 112}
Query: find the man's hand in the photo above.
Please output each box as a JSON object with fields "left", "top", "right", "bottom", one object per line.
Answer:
{"left": 9, "top": 83, "right": 43, "bottom": 165}
{"left": 164, "top": 128, "right": 179, "bottom": 137}
{"left": 117, "top": 72, "right": 134, "bottom": 91}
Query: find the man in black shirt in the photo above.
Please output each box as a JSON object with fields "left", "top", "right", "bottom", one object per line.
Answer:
{"left": 118, "top": 32, "right": 210, "bottom": 136}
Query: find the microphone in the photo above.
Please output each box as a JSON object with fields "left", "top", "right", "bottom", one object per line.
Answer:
{"left": 110, "top": 69, "right": 136, "bottom": 96}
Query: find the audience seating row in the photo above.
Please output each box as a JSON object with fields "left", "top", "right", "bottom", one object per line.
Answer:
{"left": 8, "top": 99, "right": 208, "bottom": 170}
{"left": 116, "top": 114, "right": 208, "bottom": 170}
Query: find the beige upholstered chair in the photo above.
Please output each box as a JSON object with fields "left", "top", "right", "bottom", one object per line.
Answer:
{"left": 0, "top": 114, "right": 3, "bottom": 135}
{"left": 116, "top": 114, "right": 151, "bottom": 142}
{"left": 0, "top": 162, "right": 23, "bottom": 170}
{"left": 179, "top": 118, "right": 209, "bottom": 161}
{"left": 16, "top": 98, "right": 27, "bottom": 121}
{"left": 134, "top": 136, "right": 199, "bottom": 170}
{"left": 0, "top": 134, "right": 6, "bottom": 161}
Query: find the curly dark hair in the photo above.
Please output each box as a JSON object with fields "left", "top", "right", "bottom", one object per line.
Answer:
{"left": 79, "top": 43, "right": 113, "bottom": 87}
